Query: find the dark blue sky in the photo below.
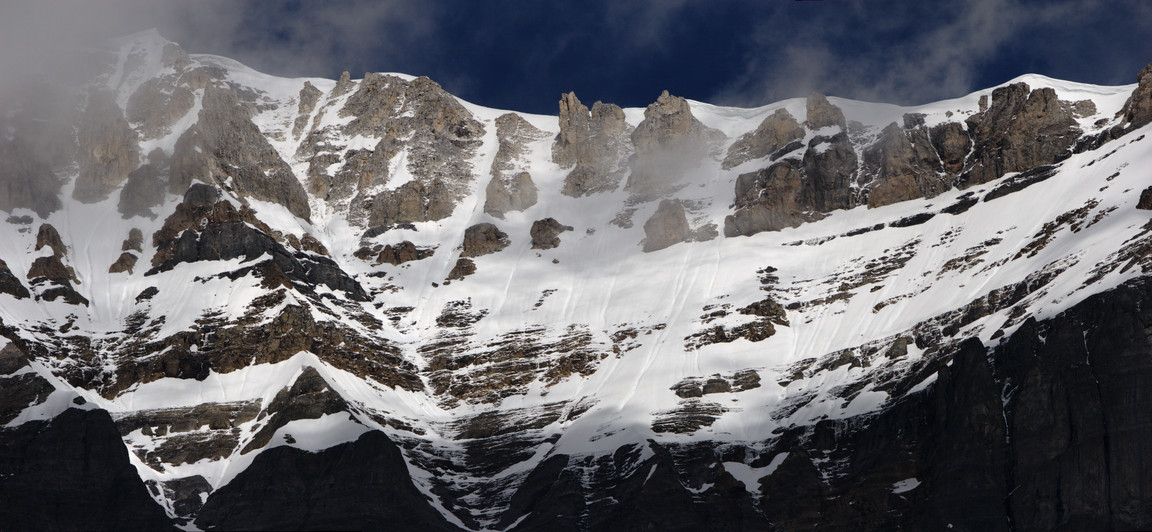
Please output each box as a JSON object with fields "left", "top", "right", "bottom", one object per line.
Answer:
{"left": 5, "top": 0, "right": 1151, "bottom": 114}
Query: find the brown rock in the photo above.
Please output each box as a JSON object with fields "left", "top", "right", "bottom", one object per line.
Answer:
{"left": 961, "top": 83, "right": 1081, "bottom": 187}
{"left": 722, "top": 108, "right": 805, "bottom": 169}
{"left": 35, "top": 224, "right": 66, "bottom": 258}
{"left": 377, "top": 241, "right": 434, "bottom": 265}
{"left": 484, "top": 172, "right": 538, "bottom": 218}
{"left": 864, "top": 123, "right": 950, "bottom": 207}
{"left": 447, "top": 258, "right": 477, "bottom": 280}
{"left": 1137, "top": 187, "right": 1152, "bottom": 210}
{"left": 0, "top": 137, "right": 62, "bottom": 217}
{"left": 461, "top": 223, "right": 510, "bottom": 258}
{"left": 805, "top": 93, "right": 847, "bottom": 130}
{"left": 643, "top": 199, "right": 691, "bottom": 252}
{"left": 170, "top": 86, "right": 311, "bottom": 220}
{"left": 369, "top": 179, "right": 457, "bottom": 227}
{"left": 27, "top": 255, "right": 74, "bottom": 284}
{"left": 929, "top": 122, "right": 973, "bottom": 175}
{"left": 0, "top": 258, "right": 31, "bottom": 299}
{"left": 627, "top": 91, "right": 724, "bottom": 200}
{"left": 530, "top": 218, "right": 574, "bottom": 250}
{"left": 724, "top": 161, "right": 820, "bottom": 236}
{"left": 122, "top": 228, "right": 144, "bottom": 252}
{"left": 74, "top": 91, "right": 139, "bottom": 203}
{"left": 1117, "top": 61, "right": 1152, "bottom": 130}
{"left": 554, "top": 93, "right": 633, "bottom": 197}
{"left": 292, "top": 81, "right": 323, "bottom": 138}
{"left": 108, "top": 253, "right": 138, "bottom": 274}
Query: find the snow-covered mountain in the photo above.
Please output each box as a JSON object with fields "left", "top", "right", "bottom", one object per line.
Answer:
{"left": 2, "top": 29, "right": 1151, "bottom": 530}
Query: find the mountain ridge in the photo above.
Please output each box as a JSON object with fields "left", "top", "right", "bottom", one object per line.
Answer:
{"left": 1, "top": 30, "right": 1151, "bottom": 529}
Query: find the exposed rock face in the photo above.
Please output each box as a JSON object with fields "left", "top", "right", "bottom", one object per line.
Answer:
{"left": 291, "top": 81, "right": 322, "bottom": 138}
{"left": 805, "top": 92, "right": 847, "bottom": 130}
{"left": 123, "top": 228, "right": 144, "bottom": 252}
{"left": 118, "top": 149, "right": 168, "bottom": 218}
{"left": 369, "top": 179, "right": 457, "bottom": 226}
{"left": 447, "top": 258, "right": 477, "bottom": 280}
{"left": 0, "top": 258, "right": 30, "bottom": 299}
{"left": 643, "top": 199, "right": 691, "bottom": 252}
{"left": 303, "top": 73, "right": 485, "bottom": 226}
{"left": 929, "top": 121, "right": 973, "bottom": 174}
{"left": 126, "top": 76, "right": 196, "bottom": 140}
{"left": 530, "top": 218, "right": 573, "bottom": 250}
{"left": 724, "top": 161, "right": 816, "bottom": 236}
{"left": 487, "top": 113, "right": 547, "bottom": 217}
{"left": 0, "top": 408, "right": 175, "bottom": 532}
{"left": 484, "top": 171, "right": 538, "bottom": 218}
{"left": 461, "top": 223, "right": 510, "bottom": 258}
{"left": 0, "top": 344, "right": 53, "bottom": 423}
{"left": 863, "top": 122, "right": 950, "bottom": 207}
{"left": 171, "top": 86, "right": 311, "bottom": 220}
{"left": 627, "top": 91, "right": 725, "bottom": 200}
{"left": 553, "top": 92, "right": 633, "bottom": 196}
{"left": 108, "top": 253, "right": 138, "bottom": 274}
{"left": 722, "top": 108, "right": 805, "bottom": 169}
{"left": 960, "top": 83, "right": 1081, "bottom": 187}
{"left": 35, "top": 223, "right": 66, "bottom": 258}
{"left": 377, "top": 241, "right": 435, "bottom": 265}
{"left": 1138, "top": 187, "right": 1152, "bottom": 210}
{"left": 802, "top": 132, "right": 858, "bottom": 212}
{"left": 195, "top": 431, "right": 456, "bottom": 531}
{"left": 1117, "top": 61, "right": 1152, "bottom": 131}
{"left": 74, "top": 91, "right": 140, "bottom": 203}
{"left": 242, "top": 367, "right": 347, "bottom": 453}
{"left": 0, "top": 137, "right": 62, "bottom": 217}
{"left": 149, "top": 185, "right": 368, "bottom": 301}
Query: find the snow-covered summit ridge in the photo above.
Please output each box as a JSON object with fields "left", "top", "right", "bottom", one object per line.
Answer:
{"left": 1, "top": 30, "right": 1151, "bottom": 529}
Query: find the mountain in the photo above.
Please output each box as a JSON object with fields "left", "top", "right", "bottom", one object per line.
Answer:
{"left": 2, "top": 29, "right": 1151, "bottom": 530}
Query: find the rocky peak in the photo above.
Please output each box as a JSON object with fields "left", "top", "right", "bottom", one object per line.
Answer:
{"left": 553, "top": 92, "right": 632, "bottom": 197}
{"left": 627, "top": 91, "right": 724, "bottom": 200}
{"left": 1117, "top": 61, "right": 1152, "bottom": 130}
{"left": 805, "top": 93, "right": 846, "bottom": 130}
{"left": 960, "top": 82, "right": 1081, "bottom": 187}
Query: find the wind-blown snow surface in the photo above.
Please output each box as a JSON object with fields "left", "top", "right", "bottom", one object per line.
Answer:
{"left": 1, "top": 31, "right": 1149, "bottom": 528}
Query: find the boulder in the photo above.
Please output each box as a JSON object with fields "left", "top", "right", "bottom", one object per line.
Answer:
{"left": 643, "top": 200, "right": 691, "bottom": 252}
{"left": 461, "top": 223, "right": 510, "bottom": 258}
{"left": 377, "top": 241, "right": 434, "bottom": 265}
{"left": 530, "top": 218, "right": 573, "bottom": 250}
{"left": 108, "top": 253, "right": 138, "bottom": 274}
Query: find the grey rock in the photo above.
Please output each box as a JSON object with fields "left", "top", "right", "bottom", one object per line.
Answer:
{"left": 643, "top": 199, "right": 691, "bottom": 252}
{"left": 118, "top": 153, "right": 167, "bottom": 218}
{"left": 1117, "top": 61, "right": 1152, "bottom": 130}
{"left": 805, "top": 92, "right": 847, "bottom": 130}
{"left": 74, "top": 91, "right": 139, "bottom": 203}
{"left": 0, "top": 137, "right": 62, "bottom": 217}
{"left": 960, "top": 83, "right": 1082, "bottom": 187}
{"left": 722, "top": 108, "right": 805, "bottom": 170}
{"left": 292, "top": 81, "right": 322, "bottom": 138}
{"left": 863, "top": 123, "right": 950, "bottom": 207}
{"left": 553, "top": 93, "right": 633, "bottom": 196}
{"left": 369, "top": 179, "right": 456, "bottom": 227}
{"left": 461, "top": 223, "right": 510, "bottom": 258}
{"left": 484, "top": 172, "right": 538, "bottom": 218}
{"left": 170, "top": 85, "right": 311, "bottom": 220}
{"left": 627, "top": 91, "right": 725, "bottom": 201}
{"left": 530, "top": 218, "right": 573, "bottom": 250}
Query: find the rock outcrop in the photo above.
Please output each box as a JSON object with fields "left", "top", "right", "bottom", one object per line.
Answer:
{"left": 643, "top": 199, "right": 691, "bottom": 252}
{"left": 0, "top": 137, "right": 62, "bottom": 217}
{"left": 627, "top": 91, "right": 724, "bottom": 201}
{"left": 377, "top": 241, "right": 435, "bottom": 265}
{"left": 960, "top": 83, "right": 1081, "bottom": 187}
{"left": 292, "top": 81, "right": 322, "bottom": 138}
{"left": 863, "top": 121, "right": 950, "bottom": 207}
{"left": 1117, "top": 61, "right": 1152, "bottom": 131}
{"left": 530, "top": 218, "right": 573, "bottom": 250}
{"left": 0, "top": 258, "right": 30, "bottom": 299}
{"left": 553, "top": 92, "right": 633, "bottom": 196}
{"left": 722, "top": 108, "right": 805, "bottom": 169}
{"left": 118, "top": 149, "right": 168, "bottom": 218}
{"left": 805, "top": 92, "right": 847, "bottom": 130}
{"left": 724, "top": 161, "right": 815, "bottom": 236}
{"left": 461, "top": 223, "right": 510, "bottom": 258}
{"left": 484, "top": 171, "right": 538, "bottom": 218}
{"left": 74, "top": 91, "right": 140, "bottom": 203}
{"left": 171, "top": 86, "right": 311, "bottom": 220}
{"left": 1138, "top": 187, "right": 1152, "bottom": 210}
